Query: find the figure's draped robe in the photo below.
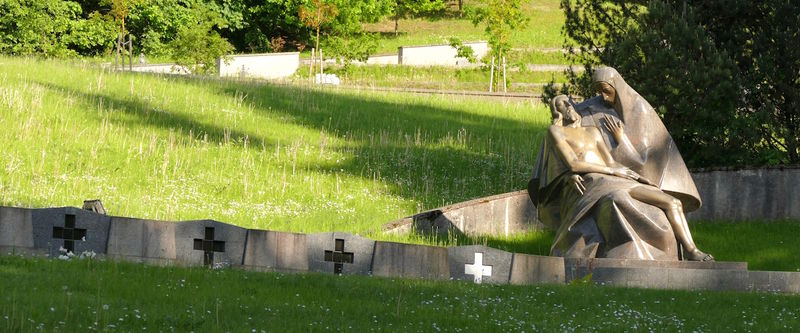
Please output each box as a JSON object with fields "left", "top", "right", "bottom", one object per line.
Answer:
{"left": 529, "top": 68, "right": 701, "bottom": 260}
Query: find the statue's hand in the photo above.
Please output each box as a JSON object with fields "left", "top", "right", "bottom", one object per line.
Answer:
{"left": 637, "top": 176, "right": 655, "bottom": 186}
{"left": 571, "top": 174, "right": 586, "bottom": 195}
{"left": 610, "top": 166, "right": 640, "bottom": 180}
{"left": 603, "top": 114, "right": 625, "bottom": 142}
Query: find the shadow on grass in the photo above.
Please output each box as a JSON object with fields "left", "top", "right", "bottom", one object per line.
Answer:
{"left": 36, "top": 80, "right": 271, "bottom": 148}
{"left": 34, "top": 70, "right": 548, "bottom": 216}
{"left": 218, "top": 82, "right": 547, "bottom": 210}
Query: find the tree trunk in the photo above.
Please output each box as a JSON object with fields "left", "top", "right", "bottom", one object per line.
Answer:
{"left": 395, "top": 13, "right": 399, "bottom": 36}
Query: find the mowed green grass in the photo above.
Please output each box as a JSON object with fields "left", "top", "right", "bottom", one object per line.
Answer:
{"left": 297, "top": 64, "right": 567, "bottom": 94}
{"left": 1, "top": 255, "right": 798, "bottom": 332}
{"left": 0, "top": 56, "right": 550, "bottom": 233}
{"left": 366, "top": 0, "right": 566, "bottom": 54}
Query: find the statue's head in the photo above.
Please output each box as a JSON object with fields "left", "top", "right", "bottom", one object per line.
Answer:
{"left": 592, "top": 67, "right": 621, "bottom": 107}
{"left": 551, "top": 95, "right": 580, "bottom": 127}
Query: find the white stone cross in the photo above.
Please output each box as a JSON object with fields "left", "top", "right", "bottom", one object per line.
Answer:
{"left": 464, "top": 252, "right": 493, "bottom": 284}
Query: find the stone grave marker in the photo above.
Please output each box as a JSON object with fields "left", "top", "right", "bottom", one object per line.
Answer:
{"left": 307, "top": 232, "right": 375, "bottom": 275}
{"left": 107, "top": 216, "right": 177, "bottom": 264}
{"left": 174, "top": 220, "right": 247, "bottom": 267}
{"left": 448, "top": 245, "right": 513, "bottom": 284}
{"left": 509, "top": 253, "right": 565, "bottom": 285}
{"left": 243, "top": 230, "right": 308, "bottom": 272}
{"left": 32, "top": 207, "right": 111, "bottom": 256}
{"left": 372, "top": 241, "right": 449, "bottom": 280}
{"left": 0, "top": 206, "right": 34, "bottom": 253}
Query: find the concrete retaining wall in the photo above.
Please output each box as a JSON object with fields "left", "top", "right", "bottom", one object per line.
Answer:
{"left": 399, "top": 42, "right": 489, "bottom": 67}
{"left": 688, "top": 167, "right": 800, "bottom": 221}
{"left": 218, "top": 52, "right": 300, "bottom": 79}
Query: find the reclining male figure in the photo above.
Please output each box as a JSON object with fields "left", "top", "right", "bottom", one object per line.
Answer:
{"left": 549, "top": 95, "right": 713, "bottom": 261}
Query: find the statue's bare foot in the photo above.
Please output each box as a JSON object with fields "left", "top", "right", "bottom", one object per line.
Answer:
{"left": 686, "top": 249, "right": 714, "bottom": 261}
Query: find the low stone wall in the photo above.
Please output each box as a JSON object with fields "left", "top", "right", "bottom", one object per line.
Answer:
{"left": 382, "top": 190, "right": 540, "bottom": 237}
{"left": 385, "top": 168, "right": 800, "bottom": 238}
{"left": 688, "top": 167, "right": 800, "bottom": 221}
{"left": 399, "top": 42, "right": 489, "bottom": 67}
{"left": 218, "top": 52, "right": 300, "bottom": 79}
{"left": 1, "top": 205, "right": 797, "bottom": 294}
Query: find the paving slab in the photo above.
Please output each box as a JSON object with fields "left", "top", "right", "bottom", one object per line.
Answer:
{"left": 372, "top": 242, "right": 449, "bottom": 280}
{"left": 448, "top": 245, "right": 513, "bottom": 284}
{"left": 174, "top": 220, "right": 247, "bottom": 267}
{"left": 107, "top": 216, "right": 176, "bottom": 264}
{"left": 0, "top": 206, "right": 34, "bottom": 252}
{"left": 306, "top": 232, "right": 375, "bottom": 275}
{"left": 509, "top": 253, "right": 565, "bottom": 285}
{"left": 31, "top": 207, "right": 111, "bottom": 256}
{"left": 243, "top": 230, "right": 308, "bottom": 272}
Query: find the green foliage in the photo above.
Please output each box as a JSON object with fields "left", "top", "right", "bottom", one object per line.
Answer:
{"left": 553, "top": 0, "right": 800, "bottom": 167}
{"left": 226, "top": 0, "right": 309, "bottom": 53}
{"left": 448, "top": 37, "right": 476, "bottom": 63}
{"left": 467, "top": 0, "right": 529, "bottom": 59}
{"left": 168, "top": 1, "right": 233, "bottom": 74}
{"left": 0, "top": 0, "right": 83, "bottom": 57}
{"left": 324, "top": 33, "right": 378, "bottom": 74}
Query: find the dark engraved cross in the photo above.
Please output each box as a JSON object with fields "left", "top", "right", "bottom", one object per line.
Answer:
{"left": 193, "top": 227, "right": 225, "bottom": 266}
{"left": 324, "top": 238, "right": 354, "bottom": 274}
{"left": 52, "top": 214, "right": 86, "bottom": 253}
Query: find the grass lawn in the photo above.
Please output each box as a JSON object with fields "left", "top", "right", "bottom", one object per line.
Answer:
{"left": 1, "top": 255, "right": 798, "bottom": 332}
{"left": 295, "top": 64, "right": 566, "bottom": 94}
{"left": 0, "top": 56, "right": 550, "bottom": 234}
{"left": 365, "top": 0, "right": 566, "bottom": 54}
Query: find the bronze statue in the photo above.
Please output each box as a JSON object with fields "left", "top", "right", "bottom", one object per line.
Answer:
{"left": 529, "top": 67, "right": 712, "bottom": 261}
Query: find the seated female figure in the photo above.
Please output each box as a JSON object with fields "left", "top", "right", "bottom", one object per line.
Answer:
{"left": 548, "top": 95, "right": 712, "bottom": 261}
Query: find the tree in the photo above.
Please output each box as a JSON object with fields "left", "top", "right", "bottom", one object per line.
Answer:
{"left": 467, "top": 0, "right": 528, "bottom": 90}
{"left": 551, "top": 0, "right": 800, "bottom": 167}
{"left": 391, "top": 0, "right": 446, "bottom": 36}
{"left": 0, "top": 0, "right": 83, "bottom": 57}
{"left": 169, "top": 1, "right": 233, "bottom": 75}
{"left": 298, "top": 0, "right": 338, "bottom": 54}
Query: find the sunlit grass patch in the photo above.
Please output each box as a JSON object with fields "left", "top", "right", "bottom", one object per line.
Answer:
{"left": 0, "top": 56, "right": 550, "bottom": 233}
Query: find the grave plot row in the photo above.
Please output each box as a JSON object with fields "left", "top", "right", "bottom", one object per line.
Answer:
{"left": 0, "top": 206, "right": 562, "bottom": 284}
{"left": 0, "top": 205, "right": 798, "bottom": 293}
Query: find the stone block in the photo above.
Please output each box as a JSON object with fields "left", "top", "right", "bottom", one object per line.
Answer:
{"left": 509, "top": 253, "right": 565, "bottom": 285}
{"left": 107, "top": 217, "right": 176, "bottom": 264}
{"left": 173, "top": 220, "right": 247, "bottom": 267}
{"left": 748, "top": 271, "right": 800, "bottom": 294}
{"left": 243, "top": 230, "right": 308, "bottom": 272}
{"left": 563, "top": 257, "right": 747, "bottom": 275}
{"left": 306, "top": 232, "right": 375, "bottom": 275}
{"left": 448, "top": 245, "right": 513, "bottom": 284}
{"left": 585, "top": 266, "right": 750, "bottom": 292}
{"left": 31, "top": 207, "right": 111, "bottom": 256}
{"left": 0, "top": 206, "right": 34, "bottom": 251}
{"left": 372, "top": 242, "right": 449, "bottom": 280}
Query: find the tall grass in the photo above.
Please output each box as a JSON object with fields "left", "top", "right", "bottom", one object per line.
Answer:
{"left": 0, "top": 255, "right": 798, "bottom": 332}
{"left": 0, "top": 56, "right": 551, "bottom": 233}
